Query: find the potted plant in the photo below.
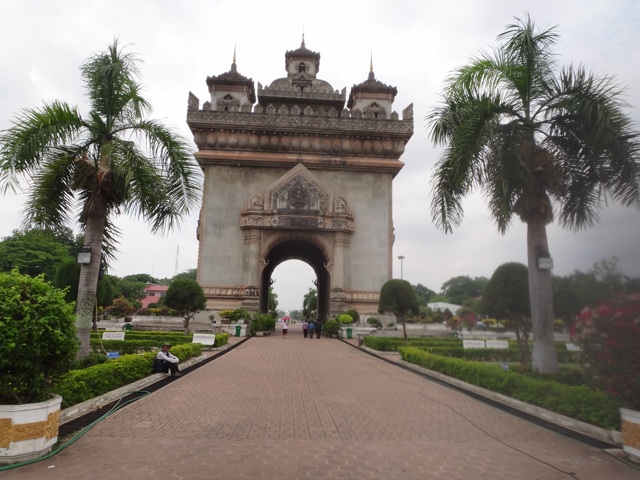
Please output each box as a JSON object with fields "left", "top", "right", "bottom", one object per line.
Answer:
{"left": 249, "top": 313, "right": 276, "bottom": 336}
{"left": 570, "top": 294, "right": 640, "bottom": 460}
{"left": 337, "top": 313, "right": 354, "bottom": 325}
{"left": 0, "top": 270, "right": 78, "bottom": 464}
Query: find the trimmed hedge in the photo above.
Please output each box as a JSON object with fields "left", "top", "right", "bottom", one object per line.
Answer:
{"left": 362, "top": 337, "right": 579, "bottom": 362}
{"left": 398, "top": 347, "right": 620, "bottom": 430}
{"left": 91, "top": 332, "right": 230, "bottom": 354}
{"left": 416, "top": 347, "right": 579, "bottom": 363}
{"left": 53, "top": 342, "right": 204, "bottom": 408}
{"left": 363, "top": 336, "right": 462, "bottom": 351}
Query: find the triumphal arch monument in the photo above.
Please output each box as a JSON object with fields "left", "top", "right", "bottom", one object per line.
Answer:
{"left": 187, "top": 39, "right": 413, "bottom": 320}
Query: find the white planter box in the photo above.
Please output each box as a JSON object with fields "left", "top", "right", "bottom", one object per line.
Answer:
{"left": 621, "top": 407, "right": 640, "bottom": 461}
{"left": 0, "top": 395, "right": 62, "bottom": 465}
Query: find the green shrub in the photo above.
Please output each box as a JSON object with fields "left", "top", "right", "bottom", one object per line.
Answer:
{"left": 249, "top": 313, "right": 276, "bottom": 335}
{"left": 571, "top": 297, "right": 640, "bottom": 410}
{"left": 322, "top": 319, "right": 340, "bottom": 337}
{"left": 92, "top": 331, "right": 230, "bottom": 353}
{"left": 71, "top": 352, "right": 109, "bottom": 370}
{"left": 344, "top": 309, "right": 360, "bottom": 324}
{"left": 337, "top": 314, "right": 353, "bottom": 325}
{"left": 367, "top": 317, "right": 383, "bottom": 329}
{"left": 0, "top": 270, "right": 78, "bottom": 404}
{"left": 363, "top": 336, "right": 407, "bottom": 351}
{"left": 398, "top": 347, "right": 620, "bottom": 429}
{"left": 108, "top": 297, "right": 136, "bottom": 317}
{"left": 361, "top": 337, "right": 580, "bottom": 363}
{"left": 54, "top": 343, "right": 202, "bottom": 408}
{"left": 213, "top": 332, "right": 230, "bottom": 347}
{"left": 219, "top": 308, "right": 250, "bottom": 322}
{"left": 363, "top": 336, "right": 462, "bottom": 351}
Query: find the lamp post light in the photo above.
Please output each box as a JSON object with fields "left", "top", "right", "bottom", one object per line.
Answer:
{"left": 76, "top": 245, "right": 92, "bottom": 264}
{"left": 398, "top": 255, "right": 405, "bottom": 280}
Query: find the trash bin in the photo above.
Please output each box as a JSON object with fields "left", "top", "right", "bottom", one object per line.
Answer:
{"left": 235, "top": 325, "right": 242, "bottom": 337}
{"left": 124, "top": 323, "right": 133, "bottom": 331}
{"left": 346, "top": 327, "right": 353, "bottom": 339}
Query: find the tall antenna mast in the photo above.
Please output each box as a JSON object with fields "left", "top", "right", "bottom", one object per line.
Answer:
{"left": 174, "top": 245, "right": 179, "bottom": 276}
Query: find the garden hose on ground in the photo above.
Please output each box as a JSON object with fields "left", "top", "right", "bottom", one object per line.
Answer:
{"left": 0, "top": 390, "right": 150, "bottom": 472}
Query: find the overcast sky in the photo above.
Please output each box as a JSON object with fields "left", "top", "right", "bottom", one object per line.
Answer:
{"left": 1, "top": 1, "right": 639, "bottom": 311}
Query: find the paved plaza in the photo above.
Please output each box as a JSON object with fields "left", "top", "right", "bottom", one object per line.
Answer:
{"left": 5, "top": 325, "right": 639, "bottom": 479}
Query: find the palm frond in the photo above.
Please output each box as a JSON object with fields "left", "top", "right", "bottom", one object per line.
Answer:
{"left": 107, "top": 132, "right": 201, "bottom": 234}
{"left": 542, "top": 65, "right": 640, "bottom": 229}
{"left": 428, "top": 85, "right": 526, "bottom": 233}
{"left": 81, "top": 39, "right": 150, "bottom": 125}
{"left": 23, "top": 150, "right": 78, "bottom": 230}
{"left": 483, "top": 132, "right": 533, "bottom": 233}
{"left": 0, "top": 101, "right": 85, "bottom": 192}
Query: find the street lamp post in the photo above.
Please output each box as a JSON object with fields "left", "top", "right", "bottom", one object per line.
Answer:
{"left": 398, "top": 255, "right": 405, "bottom": 280}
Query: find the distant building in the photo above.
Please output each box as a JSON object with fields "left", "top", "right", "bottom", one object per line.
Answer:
{"left": 427, "top": 302, "right": 462, "bottom": 314}
{"left": 140, "top": 283, "right": 169, "bottom": 309}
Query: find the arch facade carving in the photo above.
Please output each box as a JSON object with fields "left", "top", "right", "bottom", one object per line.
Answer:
{"left": 187, "top": 41, "right": 413, "bottom": 319}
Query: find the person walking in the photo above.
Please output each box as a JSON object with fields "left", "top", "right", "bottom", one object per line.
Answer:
{"left": 308, "top": 320, "right": 315, "bottom": 339}
{"left": 315, "top": 318, "right": 323, "bottom": 339}
{"left": 282, "top": 319, "right": 288, "bottom": 339}
{"left": 302, "top": 320, "right": 309, "bottom": 338}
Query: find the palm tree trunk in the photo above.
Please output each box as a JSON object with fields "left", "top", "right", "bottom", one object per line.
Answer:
{"left": 526, "top": 219, "right": 558, "bottom": 373}
{"left": 76, "top": 213, "right": 106, "bottom": 359}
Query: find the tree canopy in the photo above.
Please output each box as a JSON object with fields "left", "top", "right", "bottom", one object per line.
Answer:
{"left": 0, "top": 228, "right": 75, "bottom": 280}
{"left": 440, "top": 275, "right": 486, "bottom": 305}
{"left": 427, "top": 14, "right": 640, "bottom": 372}
{"left": 482, "top": 262, "right": 532, "bottom": 364}
{"left": 163, "top": 278, "right": 206, "bottom": 333}
{"left": 378, "top": 279, "right": 419, "bottom": 342}
{"left": 302, "top": 287, "right": 318, "bottom": 320}
{"left": 0, "top": 41, "right": 201, "bottom": 358}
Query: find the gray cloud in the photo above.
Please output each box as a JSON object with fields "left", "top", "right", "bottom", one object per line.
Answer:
{"left": 1, "top": 0, "right": 639, "bottom": 310}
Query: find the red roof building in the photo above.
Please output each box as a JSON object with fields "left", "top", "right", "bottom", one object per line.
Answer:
{"left": 140, "top": 283, "right": 169, "bottom": 309}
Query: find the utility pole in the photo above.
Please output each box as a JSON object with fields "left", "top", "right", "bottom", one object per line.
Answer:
{"left": 398, "top": 255, "right": 405, "bottom": 280}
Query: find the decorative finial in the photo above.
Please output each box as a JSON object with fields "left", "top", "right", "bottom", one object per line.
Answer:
{"left": 368, "top": 51, "right": 375, "bottom": 81}
{"left": 230, "top": 43, "right": 237, "bottom": 73}
{"left": 301, "top": 26, "right": 305, "bottom": 48}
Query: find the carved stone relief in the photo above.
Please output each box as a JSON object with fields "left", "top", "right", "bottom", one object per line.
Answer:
{"left": 240, "top": 164, "right": 354, "bottom": 234}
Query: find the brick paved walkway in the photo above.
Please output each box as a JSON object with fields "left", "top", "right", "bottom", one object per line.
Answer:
{"left": 6, "top": 326, "right": 638, "bottom": 479}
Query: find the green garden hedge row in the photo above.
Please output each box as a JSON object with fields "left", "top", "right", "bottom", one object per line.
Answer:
{"left": 91, "top": 331, "right": 193, "bottom": 344}
{"left": 363, "top": 337, "right": 462, "bottom": 351}
{"left": 53, "top": 343, "right": 203, "bottom": 408}
{"left": 363, "top": 337, "right": 579, "bottom": 362}
{"left": 398, "top": 346, "right": 620, "bottom": 430}
{"left": 91, "top": 332, "right": 230, "bottom": 354}
{"left": 415, "top": 346, "right": 579, "bottom": 363}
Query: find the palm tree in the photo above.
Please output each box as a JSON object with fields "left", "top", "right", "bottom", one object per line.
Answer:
{"left": 427, "top": 15, "right": 640, "bottom": 373}
{"left": 302, "top": 287, "right": 318, "bottom": 320}
{"left": 0, "top": 41, "right": 201, "bottom": 358}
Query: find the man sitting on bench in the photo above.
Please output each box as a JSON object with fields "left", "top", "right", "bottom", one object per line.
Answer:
{"left": 155, "top": 342, "right": 182, "bottom": 376}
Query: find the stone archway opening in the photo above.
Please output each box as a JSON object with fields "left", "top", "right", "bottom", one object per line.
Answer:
{"left": 271, "top": 260, "right": 315, "bottom": 315}
{"left": 260, "top": 240, "right": 330, "bottom": 321}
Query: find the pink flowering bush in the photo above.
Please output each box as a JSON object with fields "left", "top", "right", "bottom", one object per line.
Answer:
{"left": 570, "top": 294, "right": 640, "bottom": 410}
